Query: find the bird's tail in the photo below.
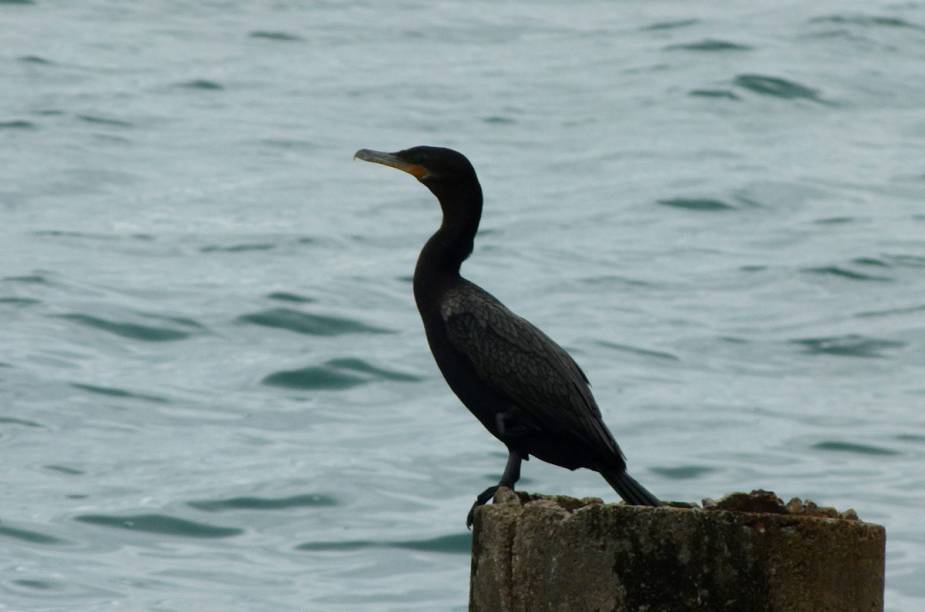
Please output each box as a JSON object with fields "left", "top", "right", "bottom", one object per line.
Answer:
{"left": 601, "top": 469, "right": 661, "bottom": 507}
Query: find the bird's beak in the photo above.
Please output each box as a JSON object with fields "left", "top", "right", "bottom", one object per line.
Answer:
{"left": 354, "top": 149, "right": 429, "bottom": 180}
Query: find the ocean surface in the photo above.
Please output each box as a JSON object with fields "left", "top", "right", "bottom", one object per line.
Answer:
{"left": 2, "top": 1, "right": 924, "bottom": 610}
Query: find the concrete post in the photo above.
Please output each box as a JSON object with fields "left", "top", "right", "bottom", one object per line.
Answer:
{"left": 470, "top": 489, "right": 884, "bottom": 612}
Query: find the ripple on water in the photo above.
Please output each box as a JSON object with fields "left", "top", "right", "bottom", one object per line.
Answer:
{"left": 482, "top": 116, "right": 516, "bottom": 125}
{"left": 689, "top": 89, "right": 740, "bottom": 100}
{"left": 76, "top": 114, "right": 133, "bottom": 128}
{"left": 733, "top": 74, "right": 827, "bottom": 103}
{"left": 3, "top": 275, "right": 48, "bottom": 284}
{"left": 791, "top": 335, "right": 905, "bottom": 358}
{"left": 0, "top": 523, "right": 65, "bottom": 545}
{"left": 12, "top": 579, "right": 58, "bottom": 591}
{"left": 809, "top": 15, "right": 923, "bottom": 30}
{"left": 176, "top": 79, "right": 224, "bottom": 91}
{"left": 44, "top": 465, "right": 85, "bottom": 475}
{"left": 0, "top": 416, "right": 43, "bottom": 428}
{"left": 665, "top": 39, "right": 752, "bottom": 52}
{"left": 812, "top": 440, "right": 900, "bottom": 456}
{"left": 650, "top": 465, "right": 716, "bottom": 480}
{"left": 641, "top": 18, "right": 699, "bottom": 31}
{"left": 0, "top": 297, "right": 41, "bottom": 306}
{"left": 263, "top": 366, "right": 365, "bottom": 390}
{"left": 57, "top": 314, "right": 193, "bottom": 342}
{"left": 200, "top": 243, "right": 275, "bottom": 253}
{"left": 18, "top": 54, "right": 51, "bottom": 64}
{"left": 262, "top": 358, "right": 420, "bottom": 390}
{"left": 249, "top": 30, "right": 304, "bottom": 42}
{"left": 74, "top": 514, "right": 243, "bottom": 538}
{"left": 657, "top": 197, "right": 734, "bottom": 211}
{"left": 296, "top": 532, "right": 471, "bottom": 555}
{"left": 238, "top": 308, "right": 392, "bottom": 336}
{"left": 802, "top": 265, "right": 892, "bottom": 282}
{"left": 70, "top": 383, "right": 167, "bottom": 403}
{"left": 188, "top": 493, "right": 338, "bottom": 512}
{"left": 595, "top": 340, "right": 680, "bottom": 362}
{"left": 266, "top": 291, "right": 315, "bottom": 304}
{"left": 856, "top": 304, "right": 925, "bottom": 319}
{"left": 326, "top": 358, "right": 423, "bottom": 382}
{"left": 0, "top": 120, "right": 37, "bottom": 130}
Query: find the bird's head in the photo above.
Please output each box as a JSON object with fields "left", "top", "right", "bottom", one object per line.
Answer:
{"left": 354, "top": 146, "right": 479, "bottom": 203}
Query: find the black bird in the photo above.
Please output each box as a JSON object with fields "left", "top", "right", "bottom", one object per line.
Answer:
{"left": 355, "top": 146, "right": 660, "bottom": 526}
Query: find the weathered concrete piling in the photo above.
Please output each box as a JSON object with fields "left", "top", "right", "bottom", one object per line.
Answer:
{"left": 470, "top": 489, "right": 885, "bottom": 612}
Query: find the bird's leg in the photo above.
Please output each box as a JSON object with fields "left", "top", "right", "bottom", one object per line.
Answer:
{"left": 466, "top": 450, "right": 522, "bottom": 528}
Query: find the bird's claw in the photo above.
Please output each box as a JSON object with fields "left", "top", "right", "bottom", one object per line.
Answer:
{"left": 466, "top": 485, "right": 501, "bottom": 529}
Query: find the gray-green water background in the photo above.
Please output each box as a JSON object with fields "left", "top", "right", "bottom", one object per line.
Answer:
{"left": 2, "top": 1, "right": 924, "bottom": 610}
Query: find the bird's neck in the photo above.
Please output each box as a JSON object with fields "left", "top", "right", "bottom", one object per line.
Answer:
{"left": 414, "top": 181, "right": 483, "bottom": 297}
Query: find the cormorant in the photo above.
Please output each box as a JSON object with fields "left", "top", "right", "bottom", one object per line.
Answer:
{"left": 355, "top": 146, "right": 660, "bottom": 526}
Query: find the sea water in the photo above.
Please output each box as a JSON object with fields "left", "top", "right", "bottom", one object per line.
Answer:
{"left": 2, "top": 1, "right": 924, "bottom": 610}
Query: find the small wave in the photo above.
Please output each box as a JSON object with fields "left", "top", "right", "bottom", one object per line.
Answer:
{"left": 657, "top": 197, "right": 734, "bottom": 211}
{"left": 482, "top": 116, "right": 516, "bottom": 125}
{"left": 12, "top": 579, "right": 58, "bottom": 590}
{"left": 812, "top": 440, "right": 899, "bottom": 456}
{"left": 200, "top": 243, "right": 275, "bottom": 253}
{"left": 813, "top": 216, "right": 856, "bottom": 225}
{"left": 809, "top": 15, "right": 922, "bottom": 30}
{"left": 75, "top": 514, "right": 243, "bottom": 538}
{"left": 140, "top": 313, "right": 205, "bottom": 329}
{"left": 189, "top": 493, "right": 338, "bottom": 512}
{"left": 0, "top": 523, "right": 65, "bottom": 545}
{"left": 57, "top": 314, "right": 193, "bottom": 342}
{"left": 595, "top": 341, "right": 680, "bottom": 362}
{"left": 70, "top": 383, "right": 167, "bottom": 403}
{"left": 642, "top": 18, "right": 698, "bottom": 31}
{"left": 689, "top": 89, "right": 740, "bottom": 100}
{"left": 238, "top": 308, "right": 392, "bottom": 336}
{"left": 392, "top": 533, "right": 471, "bottom": 554}
{"left": 249, "top": 30, "right": 304, "bottom": 42}
{"left": 266, "top": 291, "right": 314, "bottom": 303}
{"left": 262, "top": 366, "right": 366, "bottom": 390}
{"left": 0, "top": 416, "right": 42, "bottom": 428}
{"left": 44, "top": 465, "right": 84, "bottom": 475}
{"left": 18, "top": 54, "right": 51, "bottom": 64}
{"left": 32, "top": 229, "right": 100, "bottom": 238}
{"left": 666, "top": 39, "right": 752, "bottom": 52}
{"left": 733, "top": 74, "right": 827, "bottom": 103}
{"left": 0, "top": 120, "right": 37, "bottom": 130}
{"left": 802, "top": 266, "right": 891, "bottom": 282}
{"left": 326, "top": 357, "right": 423, "bottom": 382}
{"left": 650, "top": 465, "right": 716, "bottom": 479}
{"left": 177, "top": 79, "right": 224, "bottom": 91}
{"left": 0, "top": 297, "right": 40, "bottom": 306}
{"left": 3, "top": 274, "right": 47, "bottom": 284}
{"left": 884, "top": 254, "right": 925, "bottom": 268}
{"left": 297, "top": 532, "right": 470, "bottom": 555}
{"left": 76, "top": 114, "right": 133, "bottom": 128}
{"left": 856, "top": 304, "right": 925, "bottom": 319}
{"left": 262, "top": 358, "right": 420, "bottom": 390}
{"left": 0, "top": 0, "right": 35, "bottom": 4}
{"left": 791, "top": 335, "right": 905, "bottom": 358}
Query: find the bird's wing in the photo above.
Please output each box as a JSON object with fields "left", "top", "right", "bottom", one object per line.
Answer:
{"left": 441, "top": 285, "right": 624, "bottom": 462}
